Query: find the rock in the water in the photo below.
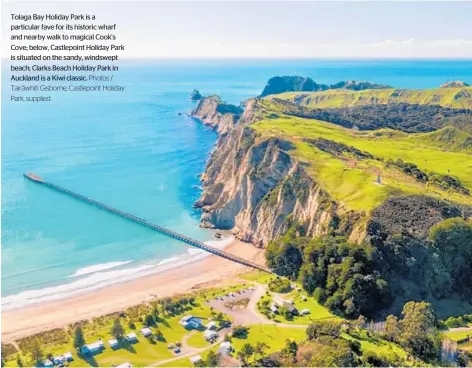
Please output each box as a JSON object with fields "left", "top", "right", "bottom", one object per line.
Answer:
{"left": 190, "top": 89, "right": 203, "bottom": 100}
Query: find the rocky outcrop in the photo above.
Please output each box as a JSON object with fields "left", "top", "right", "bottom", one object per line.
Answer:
{"left": 190, "top": 89, "right": 203, "bottom": 100}
{"left": 194, "top": 119, "right": 364, "bottom": 246}
{"left": 190, "top": 95, "right": 243, "bottom": 135}
{"left": 260, "top": 76, "right": 329, "bottom": 97}
{"left": 259, "top": 75, "right": 392, "bottom": 97}
{"left": 441, "top": 80, "right": 470, "bottom": 88}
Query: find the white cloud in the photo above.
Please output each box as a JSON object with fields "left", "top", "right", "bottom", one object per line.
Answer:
{"left": 126, "top": 38, "right": 472, "bottom": 59}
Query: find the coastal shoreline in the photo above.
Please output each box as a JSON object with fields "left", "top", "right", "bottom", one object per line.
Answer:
{"left": 1, "top": 237, "right": 265, "bottom": 342}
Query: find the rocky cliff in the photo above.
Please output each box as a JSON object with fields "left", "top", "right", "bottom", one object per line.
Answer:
{"left": 193, "top": 98, "right": 363, "bottom": 246}
{"left": 190, "top": 95, "right": 243, "bottom": 135}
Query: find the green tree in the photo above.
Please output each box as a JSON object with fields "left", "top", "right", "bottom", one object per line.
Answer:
{"left": 399, "top": 301, "right": 440, "bottom": 361}
{"left": 283, "top": 339, "right": 298, "bottom": 362}
{"left": 111, "top": 318, "right": 125, "bottom": 340}
{"left": 401, "top": 301, "right": 436, "bottom": 335}
{"left": 238, "top": 343, "right": 254, "bottom": 365}
{"left": 385, "top": 315, "right": 400, "bottom": 341}
{"left": 16, "top": 354, "right": 23, "bottom": 367}
{"left": 144, "top": 314, "right": 155, "bottom": 326}
{"left": 205, "top": 350, "right": 220, "bottom": 367}
{"left": 232, "top": 325, "right": 249, "bottom": 339}
{"left": 73, "top": 326, "right": 86, "bottom": 350}
{"left": 306, "top": 321, "right": 342, "bottom": 340}
{"left": 254, "top": 342, "right": 269, "bottom": 359}
{"left": 307, "top": 338, "right": 358, "bottom": 367}
{"left": 154, "top": 328, "right": 164, "bottom": 341}
{"left": 430, "top": 218, "right": 472, "bottom": 296}
{"left": 266, "top": 239, "right": 303, "bottom": 279}
{"left": 279, "top": 306, "right": 292, "bottom": 320}
{"left": 30, "top": 340, "right": 43, "bottom": 364}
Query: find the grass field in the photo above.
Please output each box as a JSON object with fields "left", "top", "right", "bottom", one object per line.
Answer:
{"left": 186, "top": 332, "right": 211, "bottom": 349}
{"left": 159, "top": 346, "right": 218, "bottom": 367}
{"left": 341, "top": 330, "right": 411, "bottom": 363}
{"left": 460, "top": 340, "right": 472, "bottom": 352}
{"left": 4, "top": 291, "right": 225, "bottom": 367}
{"left": 252, "top": 103, "right": 472, "bottom": 211}
{"left": 443, "top": 330, "right": 472, "bottom": 342}
{"left": 160, "top": 325, "right": 307, "bottom": 367}
{"left": 274, "top": 87, "right": 472, "bottom": 109}
{"left": 241, "top": 270, "right": 277, "bottom": 285}
{"left": 231, "top": 324, "right": 306, "bottom": 361}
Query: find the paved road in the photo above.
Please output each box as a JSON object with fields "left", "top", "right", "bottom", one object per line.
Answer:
{"left": 150, "top": 283, "right": 309, "bottom": 367}
{"left": 208, "top": 285, "right": 268, "bottom": 325}
{"left": 209, "top": 284, "right": 309, "bottom": 329}
{"left": 149, "top": 332, "right": 226, "bottom": 367}
{"left": 449, "top": 327, "right": 472, "bottom": 332}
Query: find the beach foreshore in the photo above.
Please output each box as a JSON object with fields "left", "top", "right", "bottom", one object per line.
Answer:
{"left": 1, "top": 238, "right": 265, "bottom": 342}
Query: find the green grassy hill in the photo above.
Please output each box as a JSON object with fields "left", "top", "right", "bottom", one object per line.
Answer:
{"left": 275, "top": 87, "right": 472, "bottom": 109}
{"left": 415, "top": 126, "right": 472, "bottom": 152}
{"left": 251, "top": 99, "right": 472, "bottom": 212}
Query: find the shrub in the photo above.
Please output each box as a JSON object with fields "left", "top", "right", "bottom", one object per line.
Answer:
{"left": 306, "top": 321, "right": 342, "bottom": 340}
{"left": 268, "top": 277, "right": 292, "bottom": 293}
{"left": 232, "top": 325, "right": 249, "bottom": 339}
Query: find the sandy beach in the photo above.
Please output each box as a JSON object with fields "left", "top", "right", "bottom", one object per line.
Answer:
{"left": 1, "top": 238, "right": 265, "bottom": 342}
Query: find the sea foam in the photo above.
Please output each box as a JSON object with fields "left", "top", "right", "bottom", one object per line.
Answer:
{"left": 1, "top": 236, "right": 234, "bottom": 311}
{"left": 69, "top": 260, "right": 133, "bottom": 277}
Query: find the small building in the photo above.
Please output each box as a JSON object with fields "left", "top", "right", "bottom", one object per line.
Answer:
{"left": 141, "top": 327, "right": 152, "bottom": 337}
{"left": 63, "top": 352, "right": 73, "bottom": 362}
{"left": 283, "top": 302, "right": 299, "bottom": 316}
{"left": 301, "top": 295, "right": 307, "bottom": 301}
{"left": 273, "top": 297, "right": 284, "bottom": 306}
{"left": 204, "top": 329, "right": 218, "bottom": 342}
{"left": 80, "top": 341, "right": 104, "bottom": 355}
{"left": 42, "top": 360, "right": 54, "bottom": 367}
{"left": 189, "top": 355, "right": 202, "bottom": 365}
{"left": 179, "top": 315, "right": 203, "bottom": 330}
{"left": 206, "top": 321, "right": 217, "bottom": 330}
{"left": 53, "top": 355, "right": 65, "bottom": 365}
{"left": 300, "top": 309, "right": 310, "bottom": 316}
{"left": 125, "top": 332, "right": 138, "bottom": 343}
{"left": 108, "top": 338, "right": 119, "bottom": 348}
{"left": 115, "top": 362, "right": 132, "bottom": 368}
{"left": 218, "top": 341, "right": 233, "bottom": 355}
{"left": 270, "top": 302, "right": 279, "bottom": 313}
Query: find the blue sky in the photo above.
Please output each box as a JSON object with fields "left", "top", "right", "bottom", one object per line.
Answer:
{"left": 3, "top": 1, "right": 472, "bottom": 58}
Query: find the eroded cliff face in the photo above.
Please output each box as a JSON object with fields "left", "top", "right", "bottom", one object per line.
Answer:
{"left": 190, "top": 95, "right": 243, "bottom": 135}
{"left": 191, "top": 95, "right": 365, "bottom": 246}
{"left": 194, "top": 118, "right": 363, "bottom": 246}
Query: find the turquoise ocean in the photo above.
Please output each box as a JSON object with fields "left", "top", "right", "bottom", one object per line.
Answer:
{"left": 2, "top": 59, "right": 472, "bottom": 310}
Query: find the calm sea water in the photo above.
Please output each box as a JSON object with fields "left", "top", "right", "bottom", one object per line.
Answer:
{"left": 2, "top": 59, "right": 472, "bottom": 310}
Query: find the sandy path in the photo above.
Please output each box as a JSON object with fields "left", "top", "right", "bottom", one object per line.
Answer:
{"left": 1, "top": 239, "right": 265, "bottom": 342}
